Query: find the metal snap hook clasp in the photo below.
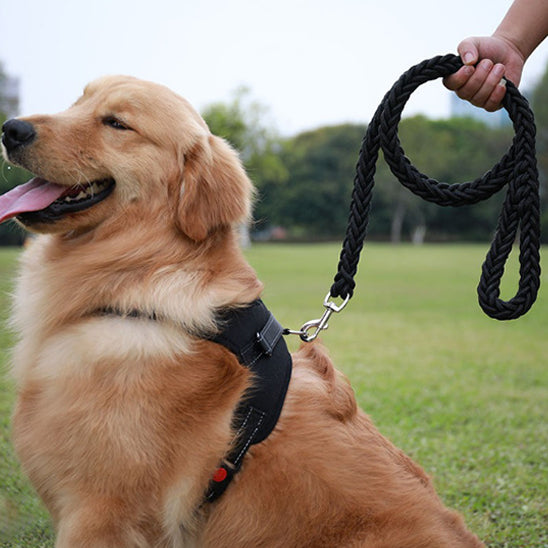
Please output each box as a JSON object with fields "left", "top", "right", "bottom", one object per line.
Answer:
{"left": 285, "top": 292, "right": 350, "bottom": 342}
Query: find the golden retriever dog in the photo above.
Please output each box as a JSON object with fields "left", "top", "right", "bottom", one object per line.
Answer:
{"left": 0, "top": 76, "right": 484, "bottom": 547}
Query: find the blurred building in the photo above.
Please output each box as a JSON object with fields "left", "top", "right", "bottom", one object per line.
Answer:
{"left": 0, "top": 74, "right": 20, "bottom": 118}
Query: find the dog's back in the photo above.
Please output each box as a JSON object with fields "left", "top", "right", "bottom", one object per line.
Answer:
{"left": 198, "top": 342, "right": 484, "bottom": 547}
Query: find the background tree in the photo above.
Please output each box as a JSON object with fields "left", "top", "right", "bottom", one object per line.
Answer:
{"left": 275, "top": 124, "right": 365, "bottom": 239}
{"left": 201, "top": 87, "right": 288, "bottom": 238}
{"left": 273, "top": 117, "right": 514, "bottom": 242}
{"left": 531, "top": 61, "right": 548, "bottom": 240}
{"left": 0, "top": 61, "right": 28, "bottom": 245}
{"left": 385, "top": 115, "right": 514, "bottom": 242}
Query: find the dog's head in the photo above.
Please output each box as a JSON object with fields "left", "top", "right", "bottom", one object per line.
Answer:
{"left": 0, "top": 76, "right": 253, "bottom": 241}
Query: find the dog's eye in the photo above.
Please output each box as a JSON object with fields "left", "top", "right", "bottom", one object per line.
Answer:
{"left": 103, "top": 116, "right": 132, "bottom": 131}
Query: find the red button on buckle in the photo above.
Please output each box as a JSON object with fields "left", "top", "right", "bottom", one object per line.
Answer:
{"left": 212, "top": 467, "right": 228, "bottom": 483}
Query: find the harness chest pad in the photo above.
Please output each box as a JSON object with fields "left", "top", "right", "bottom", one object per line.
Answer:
{"left": 205, "top": 299, "right": 292, "bottom": 502}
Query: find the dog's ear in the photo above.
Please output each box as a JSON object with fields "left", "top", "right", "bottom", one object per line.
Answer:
{"left": 177, "top": 134, "right": 253, "bottom": 242}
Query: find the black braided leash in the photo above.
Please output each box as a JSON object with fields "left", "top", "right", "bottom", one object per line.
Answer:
{"left": 329, "top": 53, "right": 541, "bottom": 321}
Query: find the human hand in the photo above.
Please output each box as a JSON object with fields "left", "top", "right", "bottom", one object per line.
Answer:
{"left": 444, "top": 35, "right": 526, "bottom": 111}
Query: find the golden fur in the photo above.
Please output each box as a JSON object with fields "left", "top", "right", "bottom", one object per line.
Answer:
{"left": 4, "top": 76, "right": 484, "bottom": 547}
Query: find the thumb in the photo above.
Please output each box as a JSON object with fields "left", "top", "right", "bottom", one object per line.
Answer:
{"left": 457, "top": 38, "right": 479, "bottom": 65}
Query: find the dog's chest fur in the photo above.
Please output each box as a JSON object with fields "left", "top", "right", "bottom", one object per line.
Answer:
{"left": 9, "top": 234, "right": 257, "bottom": 542}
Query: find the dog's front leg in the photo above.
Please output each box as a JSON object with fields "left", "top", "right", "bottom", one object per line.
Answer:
{"left": 54, "top": 499, "right": 158, "bottom": 548}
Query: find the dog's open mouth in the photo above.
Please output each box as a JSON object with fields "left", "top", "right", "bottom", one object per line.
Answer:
{"left": 0, "top": 177, "right": 115, "bottom": 224}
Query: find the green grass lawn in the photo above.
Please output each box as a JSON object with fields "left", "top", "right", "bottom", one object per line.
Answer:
{"left": 1, "top": 243, "right": 547, "bottom": 547}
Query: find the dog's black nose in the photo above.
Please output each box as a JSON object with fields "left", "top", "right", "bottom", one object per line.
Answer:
{"left": 2, "top": 119, "right": 36, "bottom": 151}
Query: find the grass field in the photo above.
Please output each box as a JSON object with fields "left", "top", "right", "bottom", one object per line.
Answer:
{"left": 0, "top": 243, "right": 546, "bottom": 547}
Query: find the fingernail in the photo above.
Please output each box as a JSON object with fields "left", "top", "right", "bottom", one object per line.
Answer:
{"left": 463, "top": 52, "right": 475, "bottom": 64}
{"left": 493, "top": 64, "right": 505, "bottom": 77}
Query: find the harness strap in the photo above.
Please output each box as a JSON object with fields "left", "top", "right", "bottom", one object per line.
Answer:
{"left": 205, "top": 300, "right": 292, "bottom": 503}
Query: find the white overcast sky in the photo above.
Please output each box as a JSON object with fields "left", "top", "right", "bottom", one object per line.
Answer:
{"left": 2, "top": 0, "right": 547, "bottom": 135}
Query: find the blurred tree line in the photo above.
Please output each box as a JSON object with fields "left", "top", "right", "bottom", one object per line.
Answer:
{"left": 204, "top": 69, "right": 548, "bottom": 245}
{"left": 1, "top": 62, "right": 547, "bottom": 245}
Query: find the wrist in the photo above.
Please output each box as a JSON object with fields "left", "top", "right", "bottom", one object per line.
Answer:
{"left": 492, "top": 31, "right": 528, "bottom": 61}
{"left": 493, "top": 0, "right": 548, "bottom": 62}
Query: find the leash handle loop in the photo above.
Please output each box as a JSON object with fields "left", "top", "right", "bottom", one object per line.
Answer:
{"left": 329, "top": 53, "right": 540, "bottom": 321}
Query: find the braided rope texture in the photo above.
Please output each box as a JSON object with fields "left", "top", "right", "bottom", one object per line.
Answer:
{"left": 330, "top": 54, "right": 541, "bottom": 320}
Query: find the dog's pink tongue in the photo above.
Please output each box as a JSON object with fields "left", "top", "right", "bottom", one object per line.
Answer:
{"left": 0, "top": 178, "right": 67, "bottom": 223}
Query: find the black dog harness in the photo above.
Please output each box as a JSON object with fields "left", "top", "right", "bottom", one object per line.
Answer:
{"left": 99, "top": 300, "right": 292, "bottom": 503}
{"left": 204, "top": 300, "right": 292, "bottom": 503}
